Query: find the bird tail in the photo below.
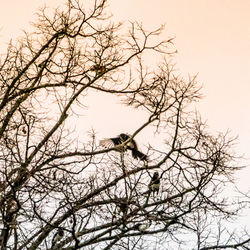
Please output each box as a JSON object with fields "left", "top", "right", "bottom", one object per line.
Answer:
{"left": 131, "top": 149, "right": 148, "bottom": 161}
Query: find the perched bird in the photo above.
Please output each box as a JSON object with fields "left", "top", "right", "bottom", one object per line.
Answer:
{"left": 0, "top": 181, "right": 6, "bottom": 192}
{"left": 116, "top": 199, "right": 128, "bottom": 214}
{"left": 90, "top": 64, "right": 106, "bottom": 75}
{"left": 38, "top": 60, "right": 48, "bottom": 68}
{"left": 100, "top": 133, "right": 148, "bottom": 161}
{"left": 115, "top": 197, "right": 136, "bottom": 214}
{"left": 5, "top": 198, "right": 19, "bottom": 229}
{"left": 7, "top": 199, "right": 18, "bottom": 214}
{"left": 52, "top": 228, "right": 64, "bottom": 246}
{"left": 157, "top": 210, "right": 165, "bottom": 217}
{"left": 135, "top": 221, "right": 151, "bottom": 232}
{"left": 148, "top": 172, "right": 160, "bottom": 195}
{"left": 21, "top": 126, "right": 27, "bottom": 134}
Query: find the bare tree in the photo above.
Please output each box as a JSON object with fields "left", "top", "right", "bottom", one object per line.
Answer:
{"left": 0, "top": 0, "right": 249, "bottom": 249}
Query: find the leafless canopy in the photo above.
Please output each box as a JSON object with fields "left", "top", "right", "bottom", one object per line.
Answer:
{"left": 0, "top": 0, "right": 249, "bottom": 249}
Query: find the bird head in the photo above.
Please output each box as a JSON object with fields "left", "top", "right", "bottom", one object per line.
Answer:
{"left": 58, "top": 228, "right": 64, "bottom": 237}
{"left": 119, "top": 133, "right": 130, "bottom": 141}
{"left": 153, "top": 172, "right": 159, "bottom": 178}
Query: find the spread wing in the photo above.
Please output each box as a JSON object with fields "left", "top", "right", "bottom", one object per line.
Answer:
{"left": 100, "top": 137, "right": 122, "bottom": 148}
{"left": 100, "top": 138, "right": 116, "bottom": 148}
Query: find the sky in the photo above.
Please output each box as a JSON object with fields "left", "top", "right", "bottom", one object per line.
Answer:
{"left": 109, "top": 0, "right": 250, "bottom": 190}
{"left": 0, "top": 1, "right": 250, "bottom": 189}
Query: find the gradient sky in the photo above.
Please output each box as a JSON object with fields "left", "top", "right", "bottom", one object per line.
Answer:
{"left": 0, "top": 0, "right": 250, "bottom": 191}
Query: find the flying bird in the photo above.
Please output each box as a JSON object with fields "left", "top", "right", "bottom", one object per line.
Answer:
{"left": 148, "top": 171, "right": 160, "bottom": 195}
{"left": 100, "top": 133, "right": 148, "bottom": 161}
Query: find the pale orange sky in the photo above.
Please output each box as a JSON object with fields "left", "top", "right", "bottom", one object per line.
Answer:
{"left": 0, "top": 0, "right": 250, "bottom": 189}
